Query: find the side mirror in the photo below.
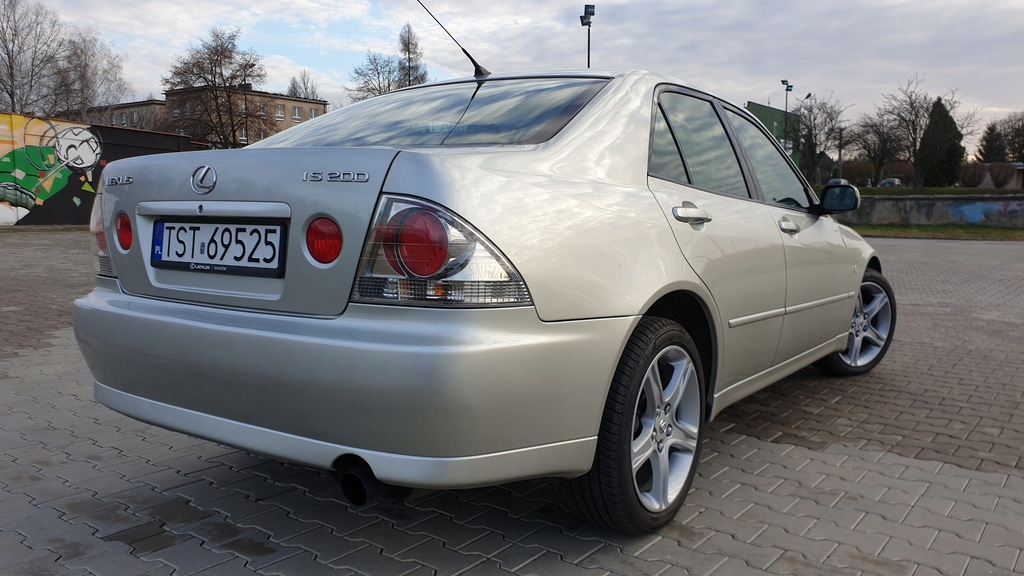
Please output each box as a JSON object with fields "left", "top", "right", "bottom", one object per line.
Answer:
{"left": 819, "top": 184, "right": 860, "bottom": 214}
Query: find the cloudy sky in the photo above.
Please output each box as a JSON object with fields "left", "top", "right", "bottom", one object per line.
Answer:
{"left": 48, "top": 0, "right": 1022, "bottom": 151}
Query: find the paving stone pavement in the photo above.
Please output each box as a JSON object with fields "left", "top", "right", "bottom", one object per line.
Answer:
{"left": 1, "top": 226, "right": 1022, "bottom": 576}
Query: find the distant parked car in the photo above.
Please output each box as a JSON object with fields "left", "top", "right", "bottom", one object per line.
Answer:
{"left": 74, "top": 69, "right": 897, "bottom": 534}
{"left": 879, "top": 178, "right": 903, "bottom": 187}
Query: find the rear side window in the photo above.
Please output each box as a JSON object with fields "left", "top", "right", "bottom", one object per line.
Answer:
{"left": 652, "top": 92, "right": 749, "bottom": 198}
{"left": 253, "top": 78, "right": 609, "bottom": 148}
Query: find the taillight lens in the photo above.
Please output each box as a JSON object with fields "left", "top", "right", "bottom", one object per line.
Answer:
{"left": 352, "top": 196, "right": 531, "bottom": 307}
{"left": 115, "top": 213, "right": 133, "bottom": 251}
{"left": 383, "top": 208, "right": 448, "bottom": 277}
{"left": 89, "top": 194, "right": 116, "bottom": 277}
{"left": 306, "top": 217, "right": 343, "bottom": 264}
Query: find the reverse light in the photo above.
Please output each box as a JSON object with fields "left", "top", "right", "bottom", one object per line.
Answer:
{"left": 89, "top": 194, "right": 116, "bottom": 277}
{"left": 306, "top": 217, "right": 343, "bottom": 264}
{"left": 352, "top": 196, "right": 531, "bottom": 307}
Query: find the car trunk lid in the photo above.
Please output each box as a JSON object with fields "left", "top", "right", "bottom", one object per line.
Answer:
{"left": 102, "top": 147, "right": 397, "bottom": 316}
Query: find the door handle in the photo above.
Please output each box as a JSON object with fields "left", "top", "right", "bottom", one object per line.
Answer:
{"left": 672, "top": 202, "right": 712, "bottom": 224}
{"left": 778, "top": 217, "right": 801, "bottom": 234}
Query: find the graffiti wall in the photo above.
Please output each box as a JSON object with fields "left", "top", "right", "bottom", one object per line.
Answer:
{"left": 1, "top": 113, "right": 196, "bottom": 226}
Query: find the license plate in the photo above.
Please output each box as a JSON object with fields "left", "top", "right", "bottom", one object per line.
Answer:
{"left": 152, "top": 220, "right": 286, "bottom": 278}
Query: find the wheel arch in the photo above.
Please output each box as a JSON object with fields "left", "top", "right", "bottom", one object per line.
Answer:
{"left": 644, "top": 290, "right": 717, "bottom": 422}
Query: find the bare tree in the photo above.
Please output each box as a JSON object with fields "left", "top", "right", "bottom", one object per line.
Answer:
{"left": 51, "top": 26, "right": 133, "bottom": 122}
{"left": 0, "top": 0, "right": 132, "bottom": 118}
{"left": 881, "top": 75, "right": 931, "bottom": 188}
{"left": 849, "top": 108, "right": 901, "bottom": 185}
{"left": 793, "top": 94, "right": 847, "bottom": 182}
{"left": 162, "top": 27, "right": 274, "bottom": 148}
{"left": 0, "top": 0, "right": 66, "bottom": 115}
{"left": 1000, "top": 111, "right": 1024, "bottom": 162}
{"left": 287, "top": 68, "right": 320, "bottom": 101}
{"left": 347, "top": 51, "right": 401, "bottom": 102}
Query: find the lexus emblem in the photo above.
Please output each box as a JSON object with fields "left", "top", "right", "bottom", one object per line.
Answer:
{"left": 190, "top": 165, "right": 217, "bottom": 195}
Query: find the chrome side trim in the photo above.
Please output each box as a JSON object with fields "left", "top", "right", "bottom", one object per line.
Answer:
{"left": 785, "top": 292, "right": 856, "bottom": 315}
{"left": 727, "top": 292, "right": 855, "bottom": 328}
{"left": 729, "top": 307, "right": 786, "bottom": 328}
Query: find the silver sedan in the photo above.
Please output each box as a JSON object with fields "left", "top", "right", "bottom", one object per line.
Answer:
{"left": 74, "top": 69, "right": 896, "bottom": 534}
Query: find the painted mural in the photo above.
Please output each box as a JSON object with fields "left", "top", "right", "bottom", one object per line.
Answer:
{"left": 0, "top": 113, "right": 104, "bottom": 226}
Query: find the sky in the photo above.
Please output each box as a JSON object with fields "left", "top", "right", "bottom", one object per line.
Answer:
{"left": 45, "top": 0, "right": 1024, "bottom": 152}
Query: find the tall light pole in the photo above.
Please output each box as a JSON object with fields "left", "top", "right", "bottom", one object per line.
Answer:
{"left": 580, "top": 5, "right": 595, "bottom": 68}
{"left": 780, "top": 79, "right": 793, "bottom": 152}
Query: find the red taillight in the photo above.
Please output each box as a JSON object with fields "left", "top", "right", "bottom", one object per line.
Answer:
{"left": 306, "top": 217, "right": 343, "bottom": 264}
{"left": 383, "top": 208, "right": 449, "bottom": 278}
{"left": 115, "top": 213, "right": 133, "bottom": 250}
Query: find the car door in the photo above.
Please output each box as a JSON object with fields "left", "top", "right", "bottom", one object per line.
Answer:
{"left": 722, "top": 108, "right": 856, "bottom": 363}
{"left": 647, "top": 88, "right": 787, "bottom": 388}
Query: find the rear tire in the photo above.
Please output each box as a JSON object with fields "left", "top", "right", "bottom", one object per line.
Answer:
{"left": 816, "top": 268, "right": 896, "bottom": 376}
{"left": 568, "top": 317, "right": 705, "bottom": 534}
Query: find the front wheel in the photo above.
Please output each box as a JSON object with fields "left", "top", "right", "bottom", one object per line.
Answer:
{"left": 816, "top": 268, "right": 896, "bottom": 376}
{"left": 567, "top": 317, "right": 705, "bottom": 534}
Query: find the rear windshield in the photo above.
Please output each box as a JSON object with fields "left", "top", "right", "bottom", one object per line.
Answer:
{"left": 252, "top": 77, "right": 609, "bottom": 148}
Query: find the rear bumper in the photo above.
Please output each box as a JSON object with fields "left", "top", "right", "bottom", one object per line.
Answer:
{"left": 74, "top": 278, "right": 635, "bottom": 488}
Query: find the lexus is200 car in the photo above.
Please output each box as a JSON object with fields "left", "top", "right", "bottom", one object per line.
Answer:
{"left": 74, "top": 69, "right": 896, "bottom": 534}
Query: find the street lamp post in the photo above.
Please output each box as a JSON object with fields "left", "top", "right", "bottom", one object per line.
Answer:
{"left": 780, "top": 79, "right": 793, "bottom": 152}
{"left": 580, "top": 5, "right": 595, "bottom": 68}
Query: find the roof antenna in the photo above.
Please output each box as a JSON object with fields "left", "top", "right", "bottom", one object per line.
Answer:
{"left": 417, "top": 0, "right": 491, "bottom": 78}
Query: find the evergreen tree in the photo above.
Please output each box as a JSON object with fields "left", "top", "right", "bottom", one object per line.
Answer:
{"left": 976, "top": 122, "right": 1007, "bottom": 162}
{"left": 917, "top": 98, "right": 965, "bottom": 187}
{"left": 397, "top": 23, "right": 428, "bottom": 89}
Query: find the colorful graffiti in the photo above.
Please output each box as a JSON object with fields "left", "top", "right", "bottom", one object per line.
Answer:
{"left": 1, "top": 114, "right": 104, "bottom": 226}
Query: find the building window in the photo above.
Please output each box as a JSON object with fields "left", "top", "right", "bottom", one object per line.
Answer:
{"left": 130, "top": 111, "right": 139, "bottom": 126}
{"left": 309, "top": 107, "right": 318, "bottom": 119}
{"left": 239, "top": 126, "right": 249, "bottom": 144}
{"left": 258, "top": 102, "right": 267, "bottom": 117}
{"left": 172, "top": 104, "right": 180, "bottom": 118}
{"left": 258, "top": 128, "right": 268, "bottom": 140}
{"left": 185, "top": 102, "right": 193, "bottom": 116}
{"left": 292, "top": 106, "right": 302, "bottom": 122}
{"left": 120, "top": 112, "right": 126, "bottom": 126}
{"left": 275, "top": 104, "right": 285, "bottom": 120}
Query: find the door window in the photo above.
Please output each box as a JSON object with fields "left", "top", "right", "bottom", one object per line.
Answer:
{"left": 651, "top": 92, "right": 749, "bottom": 199}
{"left": 726, "top": 109, "right": 812, "bottom": 209}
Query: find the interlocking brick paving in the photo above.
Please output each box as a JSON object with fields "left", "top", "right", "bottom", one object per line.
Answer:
{"left": 2, "top": 228, "right": 1022, "bottom": 575}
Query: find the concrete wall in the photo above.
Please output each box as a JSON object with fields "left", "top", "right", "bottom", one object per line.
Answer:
{"left": 835, "top": 194, "right": 1024, "bottom": 227}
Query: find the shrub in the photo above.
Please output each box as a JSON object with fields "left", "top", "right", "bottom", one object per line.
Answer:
{"left": 960, "top": 162, "right": 986, "bottom": 187}
{"left": 989, "top": 163, "right": 1016, "bottom": 188}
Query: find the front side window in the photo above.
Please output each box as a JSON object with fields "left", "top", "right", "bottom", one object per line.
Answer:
{"left": 254, "top": 77, "right": 609, "bottom": 148}
{"left": 726, "top": 109, "right": 811, "bottom": 209}
{"left": 655, "top": 92, "right": 749, "bottom": 198}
